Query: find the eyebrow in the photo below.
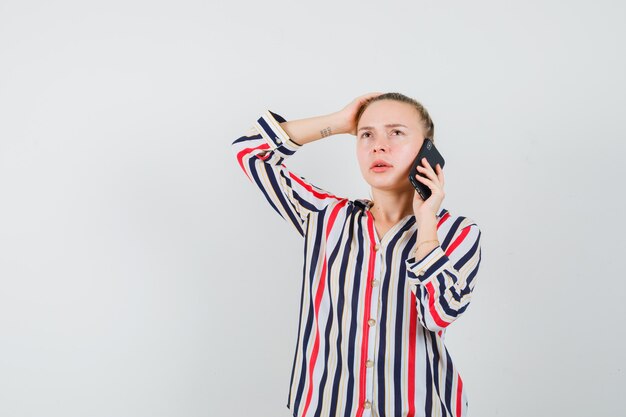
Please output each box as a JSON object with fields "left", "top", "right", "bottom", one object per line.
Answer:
{"left": 357, "top": 124, "right": 409, "bottom": 132}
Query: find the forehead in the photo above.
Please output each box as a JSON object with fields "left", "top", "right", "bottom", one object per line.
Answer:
{"left": 358, "top": 100, "right": 421, "bottom": 128}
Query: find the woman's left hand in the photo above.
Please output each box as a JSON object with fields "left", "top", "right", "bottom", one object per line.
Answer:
{"left": 412, "top": 157, "right": 445, "bottom": 223}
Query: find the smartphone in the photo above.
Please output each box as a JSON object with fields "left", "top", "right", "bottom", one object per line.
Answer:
{"left": 408, "top": 138, "right": 445, "bottom": 200}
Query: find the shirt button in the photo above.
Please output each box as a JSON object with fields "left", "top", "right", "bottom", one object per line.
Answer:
{"left": 371, "top": 279, "right": 379, "bottom": 287}
{"left": 364, "top": 401, "right": 371, "bottom": 409}
{"left": 368, "top": 319, "right": 376, "bottom": 326}
{"left": 366, "top": 360, "right": 374, "bottom": 368}
{"left": 374, "top": 244, "right": 380, "bottom": 251}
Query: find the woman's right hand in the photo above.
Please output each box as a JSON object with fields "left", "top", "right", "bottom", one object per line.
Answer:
{"left": 336, "top": 92, "right": 383, "bottom": 135}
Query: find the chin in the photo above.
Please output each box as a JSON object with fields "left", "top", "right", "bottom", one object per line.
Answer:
{"left": 367, "top": 177, "right": 406, "bottom": 192}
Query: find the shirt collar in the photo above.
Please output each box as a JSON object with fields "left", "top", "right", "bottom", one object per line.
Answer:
{"left": 354, "top": 198, "right": 374, "bottom": 210}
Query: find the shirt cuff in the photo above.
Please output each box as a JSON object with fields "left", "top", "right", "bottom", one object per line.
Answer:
{"left": 405, "top": 246, "right": 449, "bottom": 285}
{"left": 253, "top": 110, "right": 302, "bottom": 157}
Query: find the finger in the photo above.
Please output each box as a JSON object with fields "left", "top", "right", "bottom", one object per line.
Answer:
{"left": 416, "top": 165, "right": 441, "bottom": 185}
{"left": 423, "top": 161, "right": 444, "bottom": 188}
{"left": 420, "top": 158, "right": 438, "bottom": 177}
{"left": 414, "top": 173, "right": 440, "bottom": 190}
{"left": 361, "top": 92, "right": 383, "bottom": 102}
{"left": 435, "top": 164, "right": 445, "bottom": 187}
{"left": 415, "top": 172, "right": 441, "bottom": 191}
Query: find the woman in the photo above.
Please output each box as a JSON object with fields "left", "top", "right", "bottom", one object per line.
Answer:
{"left": 231, "top": 92, "right": 482, "bottom": 417}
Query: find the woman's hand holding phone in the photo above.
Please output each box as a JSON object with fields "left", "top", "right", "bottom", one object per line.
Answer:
{"left": 412, "top": 157, "right": 445, "bottom": 226}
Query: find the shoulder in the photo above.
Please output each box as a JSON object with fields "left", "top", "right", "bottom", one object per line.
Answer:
{"left": 307, "top": 198, "right": 375, "bottom": 223}
{"left": 353, "top": 198, "right": 374, "bottom": 211}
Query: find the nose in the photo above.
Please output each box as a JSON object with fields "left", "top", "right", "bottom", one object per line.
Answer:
{"left": 371, "top": 139, "right": 389, "bottom": 153}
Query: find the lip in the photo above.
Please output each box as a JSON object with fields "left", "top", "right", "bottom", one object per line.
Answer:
{"left": 370, "top": 159, "right": 393, "bottom": 169}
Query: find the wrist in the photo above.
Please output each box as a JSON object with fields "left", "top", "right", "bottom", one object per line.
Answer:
{"left": 414, "top": 212, "right": 437, "bottom": 229}
{"left": 327, "top": 111, "right": 349, "bottom": 135}
{"left": 412, "top": 239, "right": 439, "bottom": 261}
{"left": 415, "top": 215, "right": 437, "bottom": 241}
{"left": 415, "top": 239, "right": 439, "bottom": 252}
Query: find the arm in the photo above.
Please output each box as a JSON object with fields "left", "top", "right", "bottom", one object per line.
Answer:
{"left": 230, "top": 93, "right": 382, "bottom": 236}
{"left": 230, "top": 110, "right": 347, "bottom": 237}
{"left": 277, "top": 112, "right": 348, "bottom": 146}
{"left": 265, "top": 91, "right": 383, "bottom": 146}
{"left": 406, "top": 152, "right": 482, "bottom": 332}
{"left": 405, "top": 215, "right": 482, "bottom": 332}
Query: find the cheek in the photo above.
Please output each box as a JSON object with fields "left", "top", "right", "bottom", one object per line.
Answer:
{"left": 396, "top": 146, "right": 419, "bottom": 170}
{"left": 356, "top": 148, "right": 368, "bottom": 168}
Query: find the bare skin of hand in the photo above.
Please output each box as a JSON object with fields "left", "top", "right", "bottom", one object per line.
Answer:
{"left": 335, "top": 92, "right": 383, "bottom": 135}
{"left": 276, "top": 92, "right": 383, "bottom": 146}
{"left": 412, "top": 157, "right": 445, "bottom": 224}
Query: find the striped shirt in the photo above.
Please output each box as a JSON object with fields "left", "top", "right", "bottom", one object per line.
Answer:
{"left": 231, "top": 110, "right": 483, "bottom": 417}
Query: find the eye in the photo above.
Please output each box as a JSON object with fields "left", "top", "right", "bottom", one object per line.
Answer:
{"left": 360, "top": 132, "right": 371, "bottom": 139}
{"left": 391, "top": 129, "right": 403, "bottom": 135}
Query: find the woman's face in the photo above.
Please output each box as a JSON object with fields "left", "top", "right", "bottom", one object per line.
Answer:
{"left": 356, "top": 99, "right": 426, "bottom": 194}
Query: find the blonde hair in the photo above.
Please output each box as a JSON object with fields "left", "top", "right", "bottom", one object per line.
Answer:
{"left": 355, "top": 92, "right": 435, "bottom": 141}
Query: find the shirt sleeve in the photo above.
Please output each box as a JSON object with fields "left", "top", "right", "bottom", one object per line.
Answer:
{"left": 231, "top": 110, "right": 346, "bottom": 237}
{"left": 405, "top": 216, "right": 482, "bottom": 332}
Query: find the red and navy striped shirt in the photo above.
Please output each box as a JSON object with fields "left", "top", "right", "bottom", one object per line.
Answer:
{"left": 231, "top": 110, "right": 483, "bottom": 417}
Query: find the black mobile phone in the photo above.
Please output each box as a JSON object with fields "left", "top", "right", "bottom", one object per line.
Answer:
{"left": 408, "top": 138, "right": 445, "bottom": 200}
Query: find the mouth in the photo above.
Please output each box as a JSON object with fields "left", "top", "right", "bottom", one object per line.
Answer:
{"left": 370, "top": 160, "right": 393, "bottom": 171}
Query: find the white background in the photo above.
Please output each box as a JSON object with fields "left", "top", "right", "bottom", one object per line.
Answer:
{"left": 1, "top": 1, "right": 625, "bottom": 416}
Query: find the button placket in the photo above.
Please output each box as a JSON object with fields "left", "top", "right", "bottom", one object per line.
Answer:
{"left": 365, "top": 236, "right": 383, "bottom": 413}
{"left": 363, "top": 211, "right": 413, "bottom": 414}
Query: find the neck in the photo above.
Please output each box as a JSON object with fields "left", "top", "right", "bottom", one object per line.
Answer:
{"left": 369, "top": 188, "right": 414, "bottom": 224}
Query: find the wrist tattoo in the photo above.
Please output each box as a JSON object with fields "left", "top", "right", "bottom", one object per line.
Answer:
{"left": 320, "top": 127, "right": 332, "bottom": 138}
